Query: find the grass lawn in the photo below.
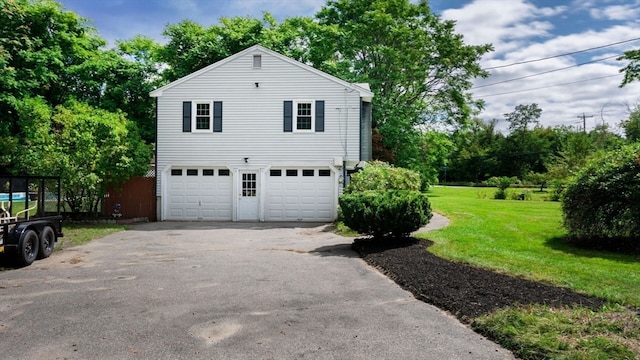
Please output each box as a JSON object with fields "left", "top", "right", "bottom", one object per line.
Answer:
{"left": 421, "top": 186, "right": 640, "bottom": 306}
{"left": 421, "top": 186, "right": 640, "bottom": 359}
{"left": 56, "top": 223, "right": 127, "bottom": 250}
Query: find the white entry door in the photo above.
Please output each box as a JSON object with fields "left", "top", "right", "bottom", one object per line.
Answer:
{"left": 238, "top": 171, "right": 259, "bottom": 221}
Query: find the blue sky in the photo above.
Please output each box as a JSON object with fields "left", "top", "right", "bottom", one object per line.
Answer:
{"left": 57, "top": 0, "right": 640, "bottom": 132}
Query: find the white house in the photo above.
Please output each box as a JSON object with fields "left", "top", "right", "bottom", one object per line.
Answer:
{"left": 150, "top": 45, "right": 373, "bottom": 222}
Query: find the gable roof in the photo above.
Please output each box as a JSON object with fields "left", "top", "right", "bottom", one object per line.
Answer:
{"left": 149, "top": 44, "right": 374, "bottom": 100}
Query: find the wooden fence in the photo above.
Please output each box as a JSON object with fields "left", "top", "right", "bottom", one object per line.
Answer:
{"left": 104, "top": 176, "right": 156, "bottom": 221}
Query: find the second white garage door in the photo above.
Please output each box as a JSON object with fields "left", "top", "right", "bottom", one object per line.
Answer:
{"left": 265, "top": 168, "right": 335, "bottom": 222}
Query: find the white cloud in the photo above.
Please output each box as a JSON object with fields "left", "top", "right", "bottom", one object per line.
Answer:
{"left": 442, "top": 0, "right": 639, "bottom": 132}
{"left": 441, "top": 0, "right": 567, "bottom": 47}
{"left": 590, "top": 3, "right": 640, "bottom": 20}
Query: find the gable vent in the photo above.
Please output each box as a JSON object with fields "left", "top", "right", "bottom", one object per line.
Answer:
{"left": 253, "top": 54, "right": 262, "bottom": 68}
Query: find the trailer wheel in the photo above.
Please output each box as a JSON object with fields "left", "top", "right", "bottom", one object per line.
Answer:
{"left": 38, "top": 226, "right": 56, "bottom": 259}
{"left": 19, "top": 230, "right": 39, "bottom": 266}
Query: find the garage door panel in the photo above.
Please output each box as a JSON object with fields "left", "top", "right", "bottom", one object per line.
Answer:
{"left": 266, "top": 168, "right": 335, "bottom": 221}
{"left": 185, "top": 195, "right": 199, "bottom": 204}
{"left": 170, "top": 208, "right": 185, "bottom": 217}
{"left": 166, "top": 168, "right": 233, "bottom": 221}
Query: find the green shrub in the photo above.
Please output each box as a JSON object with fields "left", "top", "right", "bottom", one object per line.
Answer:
{"left": 488, "top": 176, "right": 518, "bottom": 200}
{"left": 562, "top": 144, "right": 640, "bottom": 247}
{"left": 549, "top": 181, "right": 566, "bottom": 202}
{"left": 494, "top": 189, "right": 507, "bottom": 200}
{"left": 509, "top": 189, "right": 531, "bottom": 201}
{"left": 345, "top": 161, "right": 421, "bottom": 193}
{"left": 339, "top": 190, "right": 432, "bottom": 238}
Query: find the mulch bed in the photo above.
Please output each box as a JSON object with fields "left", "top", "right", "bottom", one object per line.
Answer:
{"left": 352, "top": 237, "right": 607, "bottom": 324}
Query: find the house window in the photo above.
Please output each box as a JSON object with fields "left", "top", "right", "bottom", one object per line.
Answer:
{"left": 302, "top": 169, "right": 314, "bottom": 177}
{"left": 171, "top": 169, "right": 182, "bottom": 176}
{"left": 319, "top": 169, "right": 331, "bottom": 177}
{"left": 194, "top": 102, "right": 211, "bottom": 131}
{"left": 286, "top": 169, "right": 298, "bottom": 177}
{"left": 203, "top": 169, "right": 214, "bottom": 176}
{"left": 242, "top": 173, "right": 257, "bottom": 197}
{"left": 218, "top": 169, "right": 230, "bottom": 176}
{"left": 186, "top": 169, "right": 198, "bottom": 176}
{"left": 270, "top": 169, "right": 282, "bottom": 176}
{"left": 253, "top": 54, "right": 262, "bottom": 68}
{"left": 295, "top": 101, "right": 313, "bottom": 131}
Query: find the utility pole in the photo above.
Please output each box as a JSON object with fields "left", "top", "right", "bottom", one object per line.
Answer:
{"left": 577, "top": 113, "right": 594, "bottom": 133}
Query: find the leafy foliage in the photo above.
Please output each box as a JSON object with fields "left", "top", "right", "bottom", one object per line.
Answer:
{"left": 562, "top": 143, "right": 640, "bottom": 248}
{"left": 158, "top": 14, "right": 314, "bottom": 82}
{"left": 15, "top": 98, "right": 152, "bottom": 215}
{"left": 339, "top": 190, "right": 432, "bottom": 238}
{"left": 618, "top": 49, "right": 640, "bottom": 87}
{"left": 313, "top": 0, "right": 491, "bottom": 173}
{"left": 345, "top": 161, "right": 421, "bottom": 193}
{"left": 621, "top": 104, "right": 640, "bottom": 142}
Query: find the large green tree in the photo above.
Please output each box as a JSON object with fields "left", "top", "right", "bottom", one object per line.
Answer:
{"left": 447, "top": 118, "right": 502, "bottom": 182}
{"left": 0, "top": 0, "right": 104, "bottom": 168}
{"left": 313, "top": 0, "right": 492, "bottom": 172}
{"left": 15, "top": 98, "right": 152, "bottom": 215}
{"left": 158, "top": 14, "right": 315, "bottom": 82}
{"left": 0, "top": 0, "right": 154, "bottom": 214}
{"left": 68, "top": 36, "right": 163, "bottom": 143}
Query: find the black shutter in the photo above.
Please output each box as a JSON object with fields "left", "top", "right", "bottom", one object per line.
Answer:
{"left": 315, "top": 100, "right": 325, "bottom": 132}
{"left": 283, "top": 101, "right": 293, "bottom": 132}
{"left": 213, "top": 101, "right": 223, "bottom": 132}
{"left": 182, "top": 101, "right": 192, "bottom": 132}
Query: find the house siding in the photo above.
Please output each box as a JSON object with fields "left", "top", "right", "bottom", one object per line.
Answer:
{"left": 151, "top": 46, "right": 373, "bottom": 220}
{"left": 155, "top": 48, "right": 362, "bottom": 195}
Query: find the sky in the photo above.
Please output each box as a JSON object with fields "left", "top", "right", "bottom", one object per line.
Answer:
{"left": 56, "top": 0, "right": 640, "bottom": 133}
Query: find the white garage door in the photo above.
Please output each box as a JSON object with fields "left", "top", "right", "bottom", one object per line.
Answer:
{"left": 167, "top": 168, "right": 232, "bottom": 220}
{"left": 266, "top": 168, "right": 335, "bottom": 222}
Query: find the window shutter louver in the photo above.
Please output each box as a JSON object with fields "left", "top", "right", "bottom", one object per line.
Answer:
{"left": 213, "top": 101, "right": 223, "bottom": 132}
{"left": 283, "top": 101, "right": 293, "bottom": 132}
{"left": 315, "top": 100, "right": 325, "bottom": 132}
{"left": 182, "top": 101, "right": 192, "bottom": 132}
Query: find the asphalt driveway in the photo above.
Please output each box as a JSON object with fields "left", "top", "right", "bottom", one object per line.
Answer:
{"left": 0, "top": 222, "right": 514, "bottom": 359}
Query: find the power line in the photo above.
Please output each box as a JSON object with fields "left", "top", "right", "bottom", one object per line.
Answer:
{"left": 472, "top": 54, "right": 620, "bottom": 89}
{"left": 483, "top": 37, "right": 640, "bottom": 70}
{"left": 475, "top": 73, "right": 622, "bottom": 98}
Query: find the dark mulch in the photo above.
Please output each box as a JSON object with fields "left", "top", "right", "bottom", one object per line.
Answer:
{"left": 352, "top": 237, "right": 607, "bottom": 324}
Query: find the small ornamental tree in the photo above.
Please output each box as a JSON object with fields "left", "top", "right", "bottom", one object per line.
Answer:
{"left": 487, "top": 176, "right": 518, "bottom": 200}
{"left": 339, "top": 161, "right": 432, "bottom": 238}
{"left": 562, "top": 143, "right": 640, "bottom": 249}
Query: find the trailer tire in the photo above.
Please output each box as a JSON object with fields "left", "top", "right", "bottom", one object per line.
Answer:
{"left": 19, "top": 230, "right": 39, "bottom": 266}
{"left": 38, "top": 226, "right": 56, "bottom": 259}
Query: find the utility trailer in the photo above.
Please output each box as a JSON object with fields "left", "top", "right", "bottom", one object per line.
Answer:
{"left": 0, "top": 175, "right": 63, "bottom": 266}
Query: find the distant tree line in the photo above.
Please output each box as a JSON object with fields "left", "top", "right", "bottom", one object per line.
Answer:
{"left": 442, "top": 103, "right": 640, "bottom": 186}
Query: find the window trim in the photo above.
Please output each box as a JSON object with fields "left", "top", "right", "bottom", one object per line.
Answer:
{"left": 293, "top": 100, "right": 314, "bottom": 133}
{"left": 192, "top": 101, "right": 212, "bottom": 133}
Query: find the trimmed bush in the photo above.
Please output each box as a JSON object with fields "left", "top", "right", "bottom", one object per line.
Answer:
{"left": 487, "top": 176, "right": 518, "bottom": 200}
{"left": 562, "top": 144, "right": 640, "bottom": 248}
{"left": 345, "top": 161, "right": 421, "bottom": 193}
{"left": 339, "top": 190, "right": 432, "bottom": 238}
